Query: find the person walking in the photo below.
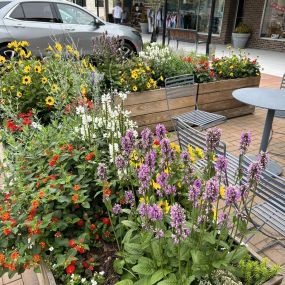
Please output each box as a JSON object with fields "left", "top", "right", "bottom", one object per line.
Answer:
{"left": 113, "top": 2, "right": 123, "bottom": 24}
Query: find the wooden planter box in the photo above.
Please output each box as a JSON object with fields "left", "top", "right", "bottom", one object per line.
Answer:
{"left": 118, "top": 76, "right": 260, "bottom": 130}
{"left": 197, "top": 76, "right": 261, "bottom": 119}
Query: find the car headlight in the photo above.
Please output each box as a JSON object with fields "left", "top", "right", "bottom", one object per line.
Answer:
{"left": 132, "top": 30, "right": 142, "bottom": 39}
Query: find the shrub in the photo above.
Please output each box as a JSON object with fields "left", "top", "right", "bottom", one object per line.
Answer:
{"left": 234, "top": 23, "right": 251, "bottom": 34}
{"left": 0, "top": 41, "right": 97, "bottom": 123}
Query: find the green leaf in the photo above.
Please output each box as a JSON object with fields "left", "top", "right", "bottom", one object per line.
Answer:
{"left": 157, "top": 273, "right": 177, "bottom": 285}
{"left": 132, "top": 257, "right": 156, "bottom": 276}
{"left": 82, "top": 201, "right": 90, "bottom": 208}
{"left": 150, "top": 269, "right": 172, "bottom": 284}
{"left": 124, "top": 243, "right": 143, "bottom": 256}
{"left": 113, "top": 259, "right": 125, "bottom": 274}
{"left": 115, "top": 279, "right": 134, "bottom": 285}
{"left": 121, "top": 220, "right": 138, "bottom": 229}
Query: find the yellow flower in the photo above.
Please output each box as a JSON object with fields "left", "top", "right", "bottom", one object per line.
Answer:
{"left": 159, "top": 75, "right": 164, "bottom": 81}
{"left": 195, "top": 147, "right": 204, "bottom": 159}
{"left": 16, "top": 91, "right": 22, "bottom": 98}
{"left": 0, "top": 56, "right": 6, "bottom": 64}
{"left": 22, "top": 76, "right": 31, "bottom": 85}
{"left": 55, "top": 54, "right": 61, "bottom": 59}
{"left": 188, "top": 145, "right": 196, "bottom": 163}
{"left": 149, "top": 78, "right": 154, "bottom": 84}
{"left": 7, "top": 41, "right": 19, "bottom": 49}
{"left": 10, "top": 86, "right": 15, "bottom": 90}
{"left": 213, "top": 207, "right": 217, "bottom": 221}
{"left": 46, "top": 45, "right": 53, "bottom": 52}
{"left": 54, "top": 42, "right": 62, "bottom": 52}
{"left": 23, "top": 66, "right": 31, "bottom": 73}
{"left": 220, "top": 185, "right": 225, "bottom": 199}
{"left": 120, "top": 77, "right": 125, "bottom": 83}
{"left": 81, "top": 86, "right": 87, "bottom": 96}
{"left": 152, "top": 180, "right": 161, "bottom": 190}
{"left": 177, "top": 181, "right": 182, "bottom": 188}
{"left": 158, "top": 200, "right": 170, "bottom": 214}
{"left": 34, "top": 65, "right": 42, "bottom": 73}
{"left": 19, "top": 41, "right": 29, "bottom": 47}
{"left": 139, "top": 196, "right": 149, "bottom": 204}
{"left": 132, "top": 86, "right": 138, "bottom": 92}
{"left": 22, "top": 50, "right": 32, "bottom": 59}
{"left": 89, "top": 63, "right": 95, "bottom": 72}
{"left": 45, "top": 96, "right": 55, "bottom": 106}
{"left": 153, "top": 81, "right": 157, "bottom": 88}
{"left": 170, "top": 142, "right": 181, "bottom": 153}
{"left": 230, "top": 65, "right": 234, "bottom": 69}
{"left": 146, "top": 82, "right": 151, "bottom": 89}
{"left": 51, "top": 84, "right": 59, "bottom": 92}
{"left": 66, "top": 45, "right": 74, "bottom": 53}
{"left": 41, "top": 77, "right": 48, "bottom": 84}
{"left": 146, "top": 66, "right": 150, "bottom": 71}
{"left": 73, "top": 50, "right": 80, "bottom": 58}
{"left": 138, "top": 63, "right": 142, "bottom": 67}
{"left": 230, "top": 72, "right": 234, "bottom": 77}
{"left": 2, "top": 87, "right": 7, "bottom": 92}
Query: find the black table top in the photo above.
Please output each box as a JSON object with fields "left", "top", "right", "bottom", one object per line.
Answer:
{"left": 233, "top": 87, "right": 285, "bottom": 111}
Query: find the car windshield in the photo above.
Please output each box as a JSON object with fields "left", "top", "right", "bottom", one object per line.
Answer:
{"left": 0, "top": 1, "right": 10, "bottom": 9}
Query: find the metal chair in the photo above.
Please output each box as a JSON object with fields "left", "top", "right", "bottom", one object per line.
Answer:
{"left": 165, "top": 74, "right": 226, "bottom": 130}
{"left": 275, "top": 73, "right": 285, "bottom": 118}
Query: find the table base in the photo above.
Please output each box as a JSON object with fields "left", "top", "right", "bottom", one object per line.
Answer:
{"left": 248, "top": 155, "right": 283, "bottom": 176}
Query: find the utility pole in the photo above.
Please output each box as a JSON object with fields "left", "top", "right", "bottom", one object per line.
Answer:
{"left": 206, "top": 0, "right": 216, "bottom": 55}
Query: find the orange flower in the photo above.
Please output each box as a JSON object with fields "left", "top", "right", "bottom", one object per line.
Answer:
{"left": 10, "top": 251, "right": 19, "bottom": 260}
{"left": 85, "top": 152, "right": 95, "bottom": 161}
{"left": 103, "top": 188, "right": 112, "bottom": 197}
{"left": 0, "top": 253, "right": 5, "bottom": 264}
{"left": 72, "top": 194, "right": 79, "bottom": 202}
{"left": 1, "top": 212, "right": 10, "bottom": 221}
{"left": 38, "top": 191, "right": 45, "bottom": 198}
{"left": 73, "top": 185, "right": 80, "bottom": 191}
{"left": 32, "top": 254, "right": 41, "bottom": 263}
{"left": 40, "top": 242, "right": 46, "bottom": 249}
{"left": 31, "top": 200, "right": 40, "bottom": 209}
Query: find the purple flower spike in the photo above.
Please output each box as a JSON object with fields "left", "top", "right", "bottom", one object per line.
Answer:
{"left": 203, "top": 177, "right": 220, "bottom": 203}
{"left": 125, "top": 190, "right": 135, "bottom": 207}
{"left": 217, "top": 211, "right": 229, "bottom": 228}
{"left": 97, "top": 163, "right": 107, "bottom": 181}
{"left": 112, "top": 203, "right": 122, "bottom": 215}
{"left": 155, "top": 124, "right": 167, "bottom": 140}
{"left": 157, "top": 172, "right": 169, "bottom": 189}
{"left": 115, "top": 155, "right": 126, "bottom": 169}
{"left": 138, "top": 164, "right": 151, "bottom": 188}
{"left": 225, "top": 185, "right": 241, "bottom": 205}
{"left": 206, "top": 128, "right": 222, "bottom": 152}
{"left": 247, "top": 161, "right": 262, "bottom": 183}
{"left": 257, "top": 151, "right": 269, "bottom": 170}
{"left": 160, "top": 138, "right": 171, "bottom": 157}
{"left": 215, "top": 155, "right": 228, "bottom": 174}
{"left": 188, "top": 185, "right": 201, "bottom": 207}
{"left": 147, "top": 204, "right": 163, "bottom": 221}
{"left": 240, "top": 131, "right": 252, "bottom": 155}
{"left": 121, "top": 130, "right": 135, "bottom": 156}
{"left": 141, "top": 128, "right": 153, "bottom": 149}
{"left": 145, "top": 150, "right": 156, "bottom": 170}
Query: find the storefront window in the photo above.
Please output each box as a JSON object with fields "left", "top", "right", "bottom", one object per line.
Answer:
{"left": 261, "top": 0, "right": 285, "bottom": 39}
{"left": 166, "top": 0, "right": 225, "bottom": 35}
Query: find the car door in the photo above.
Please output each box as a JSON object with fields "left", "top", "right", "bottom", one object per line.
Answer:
{"left": 55, "top": 3, "right": 102, "bottom": 56}
{"left": 3, "top": 2, "right": 64, "bottom": 56}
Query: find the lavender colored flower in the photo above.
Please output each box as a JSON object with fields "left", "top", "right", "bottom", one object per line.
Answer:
{"left": 156, "top": 172, "right": 169, "bottom": 189}
{"left": 155, "top": 229, "right": 165, "bottom": 239}
{"left": 125, "top": 190, "right": 135, "bottom": 207}
{"left": 147, "top": 204, "right": 163, "bottom": 221}
{"left": 203, "top": 177, "right": 219, "bottom": 202}
{"left": 165, "top": 185, "right": 177, "bottom": 196}
{"left": 193, "top": 179, "right": 202, "bottom": 189}
{"left": 240, "top": 131, "right": 252, "bottom": 155}
{"left": 155, "top": 124, "right": 167, "bottom": 140}
{"left": 257, "top": 151, "right": 269, "bottom": 170}
{"left": 138, "top": 203, "right": 148, "bottom": 216}
{"left": 97, "top": 163, "right": 107, "bottom": 181}
{"left": 170, "top": 203, "right": 190, "bottom": 244}
{"left": 160, "top": 138, "right": 171, "bottom": 156}
{"left": 140, "top": 128, "right": 153, "bottom": 149}
{"left": 115, "top": 155, "right": 126, "bottom": 170}
{"left": 225, "top": 185, "right": 241, "bottom": 205}
{"left": 121, "top": 130, "right": 135, "bottom": 156}
{"left": 181, "top": 151, "right": 190, "bottom": 163}
{"left": 138, "top": 164, "right": 151, "bottom": 188}
{"left": 239, "top": 184, "right": 249, "bottom": 198}
{"left": 188, "top": 185, "right": 201, "bottom": 207}
{"left": 217, "top": 211, "right": 229, "bottom": 228}
{"left": 247, "top": 161, "right": 262, "bottom": 183}
{"left": 206, "top": 128, "right": 222, "bottom": 152}
{"left": 145, "top": 150, "right": 156, "bottom": 170}
{"left": 214, "top": 155, "right": 228, "bottom": 174}
{"left": 112, "top": 203, "right": 122, "bottom": 215}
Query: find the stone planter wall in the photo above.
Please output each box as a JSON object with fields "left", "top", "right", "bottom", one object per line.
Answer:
{"left": 119, "top": 76, "right": 260, "bottom": 130}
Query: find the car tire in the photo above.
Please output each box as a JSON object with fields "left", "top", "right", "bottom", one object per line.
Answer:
{"left": 121, "top": 42, "right": 135, "bottom": 59}
{"left": 0, "top": 46, "right": 18, "bottom": 59}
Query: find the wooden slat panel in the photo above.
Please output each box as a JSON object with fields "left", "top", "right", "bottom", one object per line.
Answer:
{"left": 198, "top": 99, "right": 247, "bottom": 113}
{"left": 198, "top": 90, "right": 234, "bottom": 104}
{"left": 124, "top": 89, "right": 166, "bottom": 106}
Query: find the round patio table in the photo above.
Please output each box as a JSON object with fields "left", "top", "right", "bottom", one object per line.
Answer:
{"left": 233, "top": 87, "right": 285, "bottom": 175}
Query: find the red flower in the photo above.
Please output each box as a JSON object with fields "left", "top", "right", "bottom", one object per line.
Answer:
{"left": 103, "top": 188, "right": 112, "bottom": 197}
{"left": 31, "top": 200, "right": 40, "bottom": 209}
{"left": 38, "top": 191, "right": 45, "bottom": 199}
{"left": 102, "top": 217, "right": 111, "bottom": 226}
{"left": 85, "top": 152, "right": 95, "bottom": 161}
{"left": 54, "top": 231, "right": 61, "bottom": 238}
{"left": 9, "top": 219, "right": 17, "bottom": 227}
{"left": 66, "top": 264, "right": 76, "bottom": 275}
{"left": 95, "top": 233, "right": 100, "bottom": 240}
{"left": 83, "top": 261, "right": 89, "bottom": 268}
{"left": 153, "top": 139, "right": 159, "bottom": 146}
{"left": 73, "top": 185, "right": 80, "bottom": 191}
{"left": 90, "top": 224, "right": 96, "bottom": 231}
{"left": 40, "top": 242, "right": 46, "bottom": 249}
{"left": 76, "top": 219, "right": 84, "bottom": 227}
{"left": 68, "top": 239, "right": 76, "bottom": 248}
{"left": 52, "top": 155, "right": 59, "bottom": 162}
{"left": 32, "top": 254, "right": 41, "bottom": 263}
{"left": 6, "top": 120, "right": 20, "bottom": 133}
{"left": 71, "top": 194, "right": 79, "bottom": 203}
{"left": 10, "top": 251, "right": 19, "bottom": 260}
{"left": 0, "top": 253, "right": 5, "bottom": 264}
{"left": 104, "top": 231, "right": 110, "bottom": 238}
{"left": 67, "top": 145, "right": 74, "bottom": 152}
{"left": 22, "top": 117, "right": 32, "bottom": 126}
{"left": 1, "top": 212, "right": 10, "bottom": 221}
{"left": 49, "top": 175, "right": 56, "bottom": 180}
{"left": 49, "top": 160, "right": 55, "bottom": 167}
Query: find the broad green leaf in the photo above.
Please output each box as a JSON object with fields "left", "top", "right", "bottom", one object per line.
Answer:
{"left": 157, "top": 273, "right": 177, "bottom": 285}
{"left": 150, "top": 269, "right": 172, "bottom": 284}
{"left": 125, "top": 243, "right": 143, "bottom": 255}
{"left": 113, "top": 259, "right": 125, "bottom": 274}
{"left": 115, "top": 279, "right": 134, "bottom": 285}
{"left": 132, "top": 257, "right": 156, "bottom": 276}
{"left": 121, "top": 220, "right": 138, "bottom": 229}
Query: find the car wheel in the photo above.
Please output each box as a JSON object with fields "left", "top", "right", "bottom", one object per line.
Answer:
{"left": 0, "top": 46, "right": 18, "bottom": 60}
{"left": 121, "top": 42, "right": 135, "bottom": 59}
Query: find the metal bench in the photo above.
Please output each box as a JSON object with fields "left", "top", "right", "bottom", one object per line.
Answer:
{"left": 167, "top": 28, "right": 204, "bottom": 52}
{"left": 165, "top": 74, "right": 226, "bottom": 131}
{"left": 175, "top": 118, "right": 285, "bottom": 246}
{"left": 275, "top": 73, "right": 285, "bottom": 118}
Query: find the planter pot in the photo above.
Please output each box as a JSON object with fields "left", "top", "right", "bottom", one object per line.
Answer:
{"left": 232, "top": 33, "right": 251, "bottom": 49}
{"left": 116, "top": 76, "right": 260, "bottom": 131}
{"left": 139, "top": 22, "right": 148, "bottom": 34}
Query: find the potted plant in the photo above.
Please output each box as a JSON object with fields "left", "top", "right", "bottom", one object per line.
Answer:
{"left": 232, "top": 23, "right": 251, "bottom": 49}
{"left": 139, "top": 11, "right": 148, "bottom": 34}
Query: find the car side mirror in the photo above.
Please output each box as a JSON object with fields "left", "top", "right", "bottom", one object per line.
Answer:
{"left": 94, "top": 19, "right": 102, "bottom": 28}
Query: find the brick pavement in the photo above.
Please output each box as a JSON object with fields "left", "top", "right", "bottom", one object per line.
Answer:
{"left": 0, "top": 73, "right": 284, "bottom": 284}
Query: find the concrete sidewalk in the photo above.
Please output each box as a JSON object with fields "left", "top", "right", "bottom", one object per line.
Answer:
{"left": 141, "top": 34, "right": 285, "bottom": 77}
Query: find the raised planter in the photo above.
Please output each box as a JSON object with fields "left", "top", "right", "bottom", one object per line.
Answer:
{"left": 118, "top": 76, "right": 260, "bottom": 130}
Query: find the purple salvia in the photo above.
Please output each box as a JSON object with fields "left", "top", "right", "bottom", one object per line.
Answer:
{"left": 155, "top": 229, "right": 164, "bottom": 239}
{"left": 125, "top": 190, "right": 135, "bottom": 207}
{"left": 214, "top": 155, "right": 228, "bottom": 174}
{"left": 247, "top": 162, "right": 262, "bottom": 183}
{"left": 203, "top": 177, "right": 220, "bottom": 202}
{"left": 115, "top": 155, "right": 126, "bottom": 169}
{"left": 138, "top": 203, "right": 148, "bottom": 216}
{"left": 188, "top": 185, "right": 201, "bottom": 207}
{"left": 97, "top": 163, "right": 107, "bottom": 181}
{"left": 160, "top": 138, "right": 171, "bottom": 156}
{"left": 145, "top": 150, "right": 156, "bottom": 170}
{"left": 257, "top": 151, "right": 269, "bottom": 170}
{"left": 206, "top": 128, "right": 222, "bottom": 152}
{"left": 147, "top": 204, "right": 163, "bottom": 221}
{"left": 155, "top": 124, "right": 167, "bottom": 140}
{"left": 121, "top": 130, "right": 135, "bottom": 156}
{"left": 140, "top": 128, "right": 153, "bottom": 149}
{"left": 217, "top": 211, "right": 229, "bottom": 228}
{"left": 240, "top": 131, "right": 252, "bottom": 155}
{"left": 193, "top": 179, "right": 202, "bottom": 189}
{"left": 165, "top": 185, "right": 177, "bottom": 196}
{"left": 138, "top": 164, "right": 151, "bottom": 188}
{"left": 112, "top": 203, "right": 122, "bottom": 215}
{"left": 225, "top": 185, "right": 241, "bottom": 205}
{"left": 156, "top": 172, "right": 169, "bottom": 189}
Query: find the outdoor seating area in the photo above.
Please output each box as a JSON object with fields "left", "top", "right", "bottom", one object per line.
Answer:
{"left": 0, "top": 39, "right": 285, "bottom": 285}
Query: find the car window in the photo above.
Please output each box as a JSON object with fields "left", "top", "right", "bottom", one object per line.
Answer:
{"left": 0, "top": 1, "right": 11, "bottom": 9}
{"left": 19, "top": 2, "right": 56, "bottom": 22}
{"left": 57, "top": 3, "right": 94, "bottom": 25}
{"left": 9, "top": 4, "right": 25, "bottom": 20}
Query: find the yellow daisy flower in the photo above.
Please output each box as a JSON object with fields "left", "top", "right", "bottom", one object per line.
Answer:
{"left": 73, "top": 50, "right": 80, "bottom": 58}
{"left": 34, "top": 65, "right": 42, "bottom": 73}
{"left": 45, "top": 96, "right": 55, "bottom": 106}
{"left": 149, "top": 78, "right": 154, "bottom": 84}
{"left": 46, "top": 45, "right": 53, "bottom": 52}
{"left": 158, "top": 200, "right": 170, "bottom": 214}
{"left": 132, "top": 86, "right": 138, "bottom": 92}
{"left": 51, "top": 84, "right": 59, "bottom": 92}
{"left": 89, "top": 63, "right": 95, "bottom": 72}
{"left": 16, "top": 91, "right": 22, "bottom": 98}
{"left": 152, "top": 180, "right": 161, "bottom": 190}
{"left": 23, "top": 66, "right": 31, "bottom": 73}
{"left": 159, "top": 75, "right": 164, "bottom": 81}
{"left": 41, "top": 77, "right": 48, "bottom": 84}
{"left": 146, "top": 82, "right": 151, "bottom": 89}
{"left": 66, "top": 45, "right": 74, "bottom": 53}
{"left": 0, "top": 56, "right": 6, "bottom": 64}
{"left": 22, "top": 76, "right": 31, "bottom": 85}
{"left": 146, "top": 66, "right": 150, "bottom": 71}
{"left": 170, "top": 142, "right": 181, "bottom": 153}
{"left": 195, "top": 147, "right": 204, "bottom": 159}
{"left": 54, "top": 42, "right": 62, "bottom": 52}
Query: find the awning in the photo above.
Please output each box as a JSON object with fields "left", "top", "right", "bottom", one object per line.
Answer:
{"left": 271, "top": 0, "right": 285, "bottom": 12}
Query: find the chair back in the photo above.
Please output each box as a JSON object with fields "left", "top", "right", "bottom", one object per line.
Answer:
{"left": 165, "top": 74, "right": 197, "bottom": 112}
{"left": 280, "top": 73, "right": 285, "bottom": 90}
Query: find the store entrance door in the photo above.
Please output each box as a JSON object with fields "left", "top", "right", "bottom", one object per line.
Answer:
{"left": 122, "top": 0, "right": 132, "bottom": 24}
